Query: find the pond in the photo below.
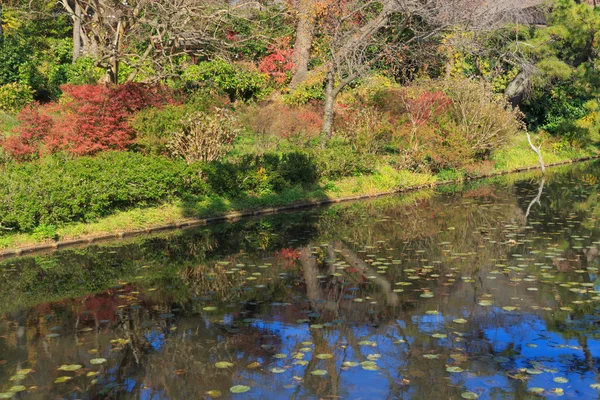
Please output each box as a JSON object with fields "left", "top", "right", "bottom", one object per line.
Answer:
{"left": 0, "top": 161, "right": 599, "bottom": 399}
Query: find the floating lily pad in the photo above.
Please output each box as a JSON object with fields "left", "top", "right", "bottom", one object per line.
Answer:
{"left": 90, "top": 358, "right": 107, "bottom": 365}
{"left": 54, "top": 376, "right": 72, "bottom": 384}
{"left": 215, "top": 361, "right": 234, "bottom": 369}
{"left": 528, "top": 387, "right": 545, "bottom": 395}
{"left": 230, "top": 385, "right": 250, "bottom": 394}
{"left": 461, "top": 392, "right": 479, "bottom": 399}
{"left": 311, "top": 369, "right": 327, "bottom": 376}
{"left": 271, "top": 367, "right": 286, "bottom": 374}
{"left": 58, "top": 364, "right": 82, "bottom": 372}
{"left": 553, "top": 377, "right": 568, "bottom": 383}
{"left": 446, "top": 366, "right": 464, "bottom": 373}
{"left": 315, "top": 354, "right": 333, "bottom": 360}
{"left": 206, "top": 390, "right": 222, "bottom": 397}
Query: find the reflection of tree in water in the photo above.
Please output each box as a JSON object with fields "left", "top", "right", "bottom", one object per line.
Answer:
{"left": 0, "top": 161, "right": 600, "bottom": 398}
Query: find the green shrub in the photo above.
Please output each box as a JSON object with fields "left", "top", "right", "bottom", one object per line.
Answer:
{"left": 310, "top": 140, "right": 378, "bottom": 179}
{"left": 66, "top": 56, "right": 104, "bottom": 85}
{"left": 182, "top": 60, "right": 270, "bottom": 101}
{"left": 202, "top": 151, "right": 317, "bottom": 197}
{"left": 0, "top": 152, "right": 207, "bottom": 232}
{"left": 131, "top": 92, "right": 230, "bottom": 155}
{"left": 0, "top": 82, "right": 34, "bottom": 113}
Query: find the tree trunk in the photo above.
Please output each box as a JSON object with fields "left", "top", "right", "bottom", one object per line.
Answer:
{"left": 322, "top": 69, "right": 336, "bottom": 139}
{"left": 72, "top": 2, "right": 83, "bottom": 62}
{"left": 289, "top": 0, "right": 315, "bottom": 89}
{"left": 103, "top": 19, "right": 123, "bottom": 84}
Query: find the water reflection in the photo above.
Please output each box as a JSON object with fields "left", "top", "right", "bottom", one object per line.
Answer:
{"left": 0, "top": 162, "right": 599, "bottom": 399}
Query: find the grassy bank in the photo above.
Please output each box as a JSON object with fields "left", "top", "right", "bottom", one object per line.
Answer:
{"left": 1, "top": 134, "right": 597, "bottom": 252}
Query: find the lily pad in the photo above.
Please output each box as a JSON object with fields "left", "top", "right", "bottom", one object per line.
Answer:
{"left": 230, "top": 385, "right": 251, "bottom": 394}
{"left": 446, "top": 366, "right": 464, "bottom": 373}
{"left": 311, "top": 369, "right": 328, "bottom": 376}
{"left": 315, "top": 353, "right": 333, "bottom": 360}
{"left": 58, "top": 364, "right": 82, "bottom": 372}
{"left": 215, "top": 361, "right": 234, "bottom": 369}
{"left": 461, "top": 392, "right": 479, "bottom": 399}
{"left": 90, "top": 358, "right": 107, "bottom": 365}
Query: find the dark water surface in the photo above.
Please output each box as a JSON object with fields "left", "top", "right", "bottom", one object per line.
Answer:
{"left": 1, "top": 162, "right": 600, "bottom": 399}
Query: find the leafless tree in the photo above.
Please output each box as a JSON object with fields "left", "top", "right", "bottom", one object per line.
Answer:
{"left": 318, "top": 0, "right": 541, "bottom": 137}
{"left": 59, "top": 0, "right": 263, "bottom": 84}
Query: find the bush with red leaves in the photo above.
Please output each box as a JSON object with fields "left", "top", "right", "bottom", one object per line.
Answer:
{"left": 2, "top": 104, "right": 53, "bottom": 161}
{"left": 258, "top": 37, "right": 295, "bottom": 85}
{"left": 3, "top": 83, "right": 176, "bottom": 159}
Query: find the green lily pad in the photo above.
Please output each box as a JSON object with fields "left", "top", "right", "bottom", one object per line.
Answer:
{"left": 7, "top": 386, "right": 25, "bottom": 393}
{"left": 271, "top": 367, "right": 286, "bottom": 374}
{"left": 461, "top": 392, "right": 479, "bottom": 399}
{"left": 54, "top": 376, "right": 72, "bottom": 384}
{"left": 311, "top": 369, "right": 328, "bottom": 376}
{"left": 274, "top": 353, "right": 287, "bottom": 359}
{"left": 215, "top": 361, "right": 234, "bottom": 369}
{"left": 203, "top": 306, "right": 218, "bottom": 311}
{"left": 446, "top": 366, "right": 464, "bottom": 373}
{"left": 90, "top": 358, "right": 107, "bottom": 365}
{"left": 229, "top": 385, "right": 251, "bottom": 394}
{"left": 453, "top": 318, "right": 468, "bottom": 324}
{"left": 0, "top": 393, "right": 13, "bottom": 399}
{"left": 553, "top": 377, "right": 568, "bottom": 383}
{"left": 528, "top": 387, "right": 545, "bottom": 395}
{"left": 316, "top": 353, "right": 333, "bottom": 360}
{"left": 58, "top": 364, "right": 82, "bottom": 372}
{"left": 590, "top": 383, "right": 600, "bottom": 389}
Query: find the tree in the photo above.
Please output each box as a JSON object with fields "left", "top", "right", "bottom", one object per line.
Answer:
{"left": 59, "top": 0, "right": 263, "bottom": 84}
{"left": 317, "top": 0, "right": 536, "bottom": 137}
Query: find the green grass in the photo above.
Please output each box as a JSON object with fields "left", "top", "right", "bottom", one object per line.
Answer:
{"left": 492, "top": 134, "right": 596, "bottom": 171}
{"left": 0, "top": 134, "right": 598, "bottom": 252}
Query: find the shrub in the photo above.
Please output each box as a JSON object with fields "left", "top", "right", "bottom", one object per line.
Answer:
{"left": 65, "top": 56, "right": 104, "bottom": 85}
{"left": 202, "top": 152, "right": 317, "bottom": 197}
{"left": 0, "top": 82, "right": 34, "bottom": 113}
{"left": 131, "top": 92, "right": 229, "bottom": 155}
{"left": 258, "top": 37, "right": 294, "bottom": 85}
{"left": 167, "top": 108, "right": 239, "bottom": 164}
{"left": 182, "top": 60, "right": 270, "bottom": 101}
{"left": 3, "top": 83, "right": 176, "bottom": 159}
{"left": 244, "top": 100, "right": 323, "bottom": 143}
{"left": 310, "top": 140, "right": 378, "bottom": 179}
{"left": 2, "top": 104, "right": 53, "bottom": 161}
{"left": 335, "top": 105, "right": 394, "bottom": 155}
{"left": 283, "top": 71, "right": 325, "bottom": 105}
{"left": 443, "top": 79, "right": 521, "bottom": 158}
{"left": 0, "top": 152, "right": 207, "bottom": 232}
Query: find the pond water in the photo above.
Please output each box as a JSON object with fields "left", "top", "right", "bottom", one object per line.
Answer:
{"left": 1, "top": 162, "right": 600, "bottom": 399}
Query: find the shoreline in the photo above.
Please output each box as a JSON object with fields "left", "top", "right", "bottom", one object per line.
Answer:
{"left": 1, "top": 154, "right": 598, "bottom": 260}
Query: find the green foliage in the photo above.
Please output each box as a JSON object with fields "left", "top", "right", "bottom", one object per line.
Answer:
{"left": 310, "top": 140, "right": 378, "bottom": 179}
{"left": 520, "top": 0, "right": 600, "bottom": 144}
{"left": 0, "top": 152, "right": 208, "bottom": 232}
{"left": 284, "top": 80, "right": 325, "bottom": 105}
{"left": 131, "top": 92, "right": 228, "bottom": 155}
{"left": 182, "top": 60, "right": 271, "bottom": 101}
{"left": 202, "top": 151, "right": 317, "bottom": 197}
{"left": 0, "top": 5, "right": 71, "bottom": 100}
{"left": 0, "top": 82, "right": 34, "bottom": 113}
{"left": 66, "top": 56, "right": 104, "bottom": 85}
